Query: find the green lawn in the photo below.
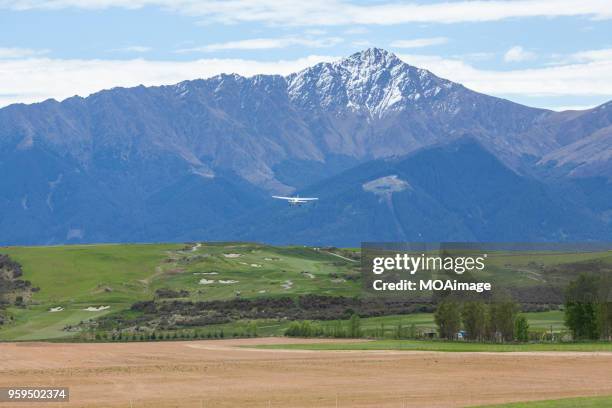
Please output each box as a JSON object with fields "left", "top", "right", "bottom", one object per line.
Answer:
{"left": 1, "top": 243, "right": 180, "bottom": 340}
{"left": 0, "top": 242, "right": 609, "bottom": 342}
{"left": 154, "top": 243, "right": 361, "bottom": 301}
{"left": 0, "top": 242, "right": 361, "bottom": 340}
{"left": 254, "top": 339, "right": 612, "bottom": 352}
{"left": 313, "top": 311, "right": 565, "bottom": 337}
{"left": 3, "top": 243, "right": 181, "bottom": 304}
{"left": 478, "top": 395, "right": 612, "bottom": 407}
{"left": 142, "top": 311, "right": 564, "bottom": 340}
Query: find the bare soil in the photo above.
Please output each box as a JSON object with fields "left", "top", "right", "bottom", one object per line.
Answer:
{"left": 1, "top": 337, "right": 611, "bottom": 407}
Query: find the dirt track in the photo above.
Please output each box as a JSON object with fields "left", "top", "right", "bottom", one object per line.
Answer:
{"left": 1, "top": 338, "right": 612, "bottom": 407}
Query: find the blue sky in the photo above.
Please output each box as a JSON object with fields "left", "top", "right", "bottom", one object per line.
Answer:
{"left": 1, "top": 0, "right": 611, "bottom": 110}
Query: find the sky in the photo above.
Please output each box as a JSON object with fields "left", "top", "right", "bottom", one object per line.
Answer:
{"left": 1, "top": 0, "right": 612, "bottom": 111}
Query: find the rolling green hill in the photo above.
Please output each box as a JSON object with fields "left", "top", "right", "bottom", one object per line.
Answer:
{"left": 0, "top": 242, "right": 360, "bottom": 340}
{"left": 0, "top": 242, "right": 610, "bottom": 341}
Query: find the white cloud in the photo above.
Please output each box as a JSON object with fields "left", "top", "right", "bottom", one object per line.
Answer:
{"left": 111, "top": 45, "right": 152, "bottom": 53}
{"left": 397, "top": 52, "right": 612, "bottom": 97}
{"left": 351, "top": 40, "right": 371, "bottom": 48}
{"left": 390, "top": 37, "right": 448, "bottom": 49}
{"left": 567, "top": 48, "right": 612, "bottom": 62}
{"left": 546, "top": 105, "right": 597, "bottom": 111}
{"left": 176, "top": 37, "right": 343, "bottom": 52}
{"left": 0, "top": 55, "right": 337, "bottom": 107}
{"left": 344, "top": 27, "right": 368, "bottom": 35}
{"left": 304, "top": 29, "right": 327, "bottom": 36}
{"left": 0, "top": 47, "right": 49, "bottom": 58}
{"left": 455, "top": 52, "right": 495, "bottom": 61}
{"left": 504, "top": 46, "right": 536, "bottom": 62}
{"left": 1, "top": 48, "right": 612, "bottom": 109}
{"left": 1, "top": 0, "right": 611, "bottom": 25}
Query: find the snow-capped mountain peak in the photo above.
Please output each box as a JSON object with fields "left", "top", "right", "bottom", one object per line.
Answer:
{"left": 286, "top": 48, "right": 453, "bottom": 118}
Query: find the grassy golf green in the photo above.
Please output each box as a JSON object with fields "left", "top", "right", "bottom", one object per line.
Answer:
{"left": 0, "top": 242, "right": 360, "bottom": 340}
{"left": 1, "top": 243, "right": 611, "bottom": 341}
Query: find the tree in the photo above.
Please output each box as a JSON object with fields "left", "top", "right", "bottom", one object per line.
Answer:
{"left": 514, "top": 315, "right": 529, "bottom": 342}
{"left": 408, "top": 323, "right": 417, "bottom": 339}
{"left": 394, "top": 322, "right": 404, "bottom": 340}
{"left": 488, "top": 298, "right": 517, "bottom": 342}
{"left": 598, "top": 302, "right": 612, "bottom": 341}
{"left": 348, "top": 314, "right": 362, "bottom": 338}
{"left": 461, "top": 301, "right": 487, "bottom": 341}
{"left": 597, "top": 272, "right": 612, "bottom": 341}
{"left": 434, "top": 299, "right": 461, "bottom": 340}
{"left": 565, "top": 274, "right": 600, "bottom": 340}
{"left": 285, "top": 321, "right": 320, "bottom": 337}
{"left": 247, "top": 321, "right": 258, "bottom": 337}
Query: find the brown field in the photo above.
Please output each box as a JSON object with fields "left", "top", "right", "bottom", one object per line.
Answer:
{"left": 1, "top": 338, "right": 612, "bottom": 408}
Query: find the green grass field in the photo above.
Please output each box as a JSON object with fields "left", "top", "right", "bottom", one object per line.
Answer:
{"left": 123, "top": 310, "right": 564, "bottom": 340}
{"left": 1, "top": 242, "right": 610, "bottom": 341}
{"left": 1, "top": 243, "right": 181, "bottom": 340}
{"left": 478, "top": 395, "right": 612, "bottom": 407}
{"left": 0, "top": 242, "right": 361, "bottom": 340}
{"left": 254, "top": 339, "right": 612, "bottom": 352}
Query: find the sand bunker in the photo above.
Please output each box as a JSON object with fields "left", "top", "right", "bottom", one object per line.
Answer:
{"left": 301, "top": 272, "right": 315, "bottom": 279}
{"left": 281, "top": 280, "right": 293, "bottom": 289}
{"left": 83, "top": 306, "right": 110, "bottom": 312}
{"left": 250, "top": 264, "right": 262, "bottom": 268}
{"left": 219, "top": 280, "right": 239, "bottom": 284}
{"left": 49, "top": 307, "right": 64, "bottom": 312}
{"left": 198, "top": 279, "right": 215, "bottom": 285}
{"left": 223, "top": 253, "right": 241, "bottom": 258}
{"left": 193, "top": 272, "right": 218, "bottom": 275}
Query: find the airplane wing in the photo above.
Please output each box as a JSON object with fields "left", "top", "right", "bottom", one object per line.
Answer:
{"left": 272, "top": 196, "right": 294, "bottom": 200}
{"left": 297, "top": 197, "right": 318, "bottom": 201}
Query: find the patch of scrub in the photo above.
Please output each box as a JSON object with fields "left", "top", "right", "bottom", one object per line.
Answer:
{"left": 84, "top": 305, "right": 110, "bottom": 312}
{"left": 219, "top": 280, "right": 239, "bottom": 284}
{"left": 223, "top": 253, "right": 241, "bottom": 258}
{"left": 199, "top": 279, "right": 215, "bottom": 285}
{"left": 49, "top": 307, "right": 64, "bottom": 312}
{"left": 362, "top": 175, "right": 410, "bottom": 195}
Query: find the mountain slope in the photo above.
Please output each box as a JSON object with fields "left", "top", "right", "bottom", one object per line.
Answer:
{"left": 210, "top": 139, "right": 606, "bottom": 246}
{"left": 0, "top": 48, "right": 610, "bottom": 245}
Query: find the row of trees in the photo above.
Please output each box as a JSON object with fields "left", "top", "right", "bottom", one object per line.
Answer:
{"left": 79, "top": 322, "right": 259, "bottom": 342}
{"left": 285, "top": 314, "right": 362, "bottom": 338}
{"left": 564, "top": 274, "right": 612, "bottom": 340}
{"left": 434, "top": 298, "right": 528, "bottom": 342}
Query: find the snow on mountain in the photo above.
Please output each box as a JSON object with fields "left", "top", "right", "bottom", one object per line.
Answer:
{"left": 287, "top": 48, "right": 456, "bottom": 118}
{"left": 0, "top": 48, "right": 610, "bottom": 245}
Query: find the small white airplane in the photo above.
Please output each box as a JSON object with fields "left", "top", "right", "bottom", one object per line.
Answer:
{"left": 272, "top": 195, "right": 319, "bottom": 206}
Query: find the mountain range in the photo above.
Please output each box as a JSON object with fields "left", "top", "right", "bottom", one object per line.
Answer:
{"left": 0, "top": 48, "right": 610, "bottom": 246}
